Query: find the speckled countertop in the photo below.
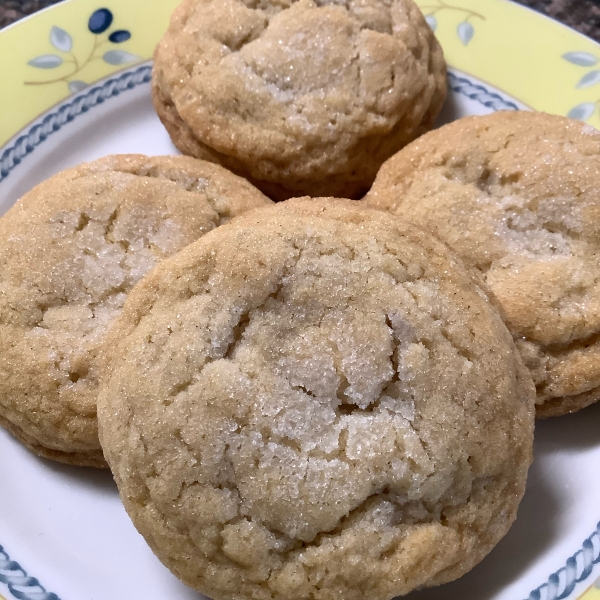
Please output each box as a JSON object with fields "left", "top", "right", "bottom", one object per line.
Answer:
{"left": 1, "top": 0, "right": 600, "bottom": 41}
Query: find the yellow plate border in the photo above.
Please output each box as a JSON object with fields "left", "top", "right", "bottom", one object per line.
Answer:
{"left": 2, "top": 0, "right": 600, "bottom": 147}
{"left": 0, "top": 2, "right": 599, "bottom": 600}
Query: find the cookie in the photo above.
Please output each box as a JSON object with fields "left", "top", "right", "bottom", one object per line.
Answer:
{"left": 366, "top": 110, "right": 600, "bottom": 418}
{"left": 98, "top": 198, "right": 534, "bottom": 599}
{"left": 152, "top": 0, "right": 447, "bottom": 201}
{"left": 0, "top": 154, "right": 271, "bottom": 467}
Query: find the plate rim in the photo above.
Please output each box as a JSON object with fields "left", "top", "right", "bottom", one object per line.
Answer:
{"left": 1, "top": 1, "right": 600, "bottom": 600}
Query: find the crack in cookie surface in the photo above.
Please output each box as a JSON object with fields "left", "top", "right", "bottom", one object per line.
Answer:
{"left": 0, "top": 154, "right": 271, "bottom": 465}
{"left": 98, "top": 198, "right": 534, "bottom": 599}
{"left": 152, "top": 0, "right": 447, "bottom": 199}
{"left": 366, "top": 111, "right": 600, "bottom": 415}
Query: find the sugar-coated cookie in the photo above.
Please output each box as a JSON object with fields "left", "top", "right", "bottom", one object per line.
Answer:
{"left": 152, "top": 0, "right": 447, "bottom": 201}
{"left": 98, "top": 198, "right": 534, "bottom": 599}
{"left": 366, "top": 110, "right": 600, "bottom": 417}
{"left": 0, "top": 154, "right": 271, "bottom": 467}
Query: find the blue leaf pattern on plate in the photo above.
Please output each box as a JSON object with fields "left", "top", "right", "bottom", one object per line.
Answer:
{"left": 576, "top": 70, "right": 600, "bottom": 89}
{"left": 562, "top": 51, "right": 598, "bottom": 67}
{"left": 457, "top": 21, "right": 474, "bottom": 45}
{"left": 49, "top": 26, "right": 72, "bottom": 52}
{"left": 102, "top": 50, "right": 140, "bottom": 65}
{"left": 24, "top": 7, "right": 136, "bottom": 92}
{"left": 567, "top": 103, "right": 596, "bottom": 121}
{"left": 28, "top": 54, "right": 63, "bottom": 69}
{"left": 425, "top": 15, "right": 437, "bottom": 31}
{"left": 68, "top": 80, "right": 88, "bottom": 93}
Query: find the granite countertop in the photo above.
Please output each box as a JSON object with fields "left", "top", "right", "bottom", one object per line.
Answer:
{"left": 1, "top": 0, "right": 600, "bottom": 41}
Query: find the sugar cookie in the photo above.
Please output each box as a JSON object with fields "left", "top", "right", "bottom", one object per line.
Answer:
{"left": 0, "top": 154, "right": 271, "bottom": 466}
{"left": 152, "top": 0, "right": 446, "bottom": 200}
{"left": 98, "top": 198, "right": 534, "bottom": 599}
{"left": 367, "top": 110, "right": 600, "bottom": 417}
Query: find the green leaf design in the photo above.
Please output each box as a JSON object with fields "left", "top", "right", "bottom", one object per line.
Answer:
{"left": 50, "top": 26, "right": 72, "bottom": 52}
{"left": 457, "top": 21, "right": 474, "bottom": 46}
{"left": 425, "top": 15, "right": 437, "bottom": 31}
{"left": 567, "top": 103, "right": 596, "bottom": 121}
{"left": 102, "top": 50, "right": 141, "bottom": 66}
{"left": 562, "top": 52, "right": 598, "bottom": 67}
{"left": 28, "top": 54, "right": 63, "bottom": 69}
{"left": 68, "top": 80, "right": 88, "bottom": 93}
{"left": 576, "top": 70, "right": 600, "bottom": 89}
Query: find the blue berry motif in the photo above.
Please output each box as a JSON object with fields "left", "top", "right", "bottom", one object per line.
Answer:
{"left": 25, "top": 7, "right": 140, "bottom": 94}
{"left": 109, "top": 30, "right": 131, "bottom": 43}
{"left": 88, "top": 8, "right": 113, "bottom": 34}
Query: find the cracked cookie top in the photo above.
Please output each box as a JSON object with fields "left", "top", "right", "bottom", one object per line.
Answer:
{"left": 97, "top": 198, "right": 534, "bottom": 600}
{"left": 365, "top": 110, "right": 600, "bottom": 417}
{"left": 0, "top": 154, "right": 271, "bottom": 467}
{"left": 151, "top": 0, "right": 446, "bottom": 200}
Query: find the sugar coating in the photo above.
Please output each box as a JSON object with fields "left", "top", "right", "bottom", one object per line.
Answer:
{"left": 366, "top": 110, "right": 600, "bottom": 417}
{"left": 582, "top": 123, "right": 599, "bottom": 136}
{"left": 98, "top": 198, "right": 534, "bottom": 599}
{"left": 152, "top": 0, "right": 447, "bottom": 200}
{"left": 0, "top": 154, "right": 271, "bottom": 467}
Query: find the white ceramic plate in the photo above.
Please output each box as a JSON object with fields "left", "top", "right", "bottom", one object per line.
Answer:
{"left": 0, "top": 1, "right": 599, "bottom": 599}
